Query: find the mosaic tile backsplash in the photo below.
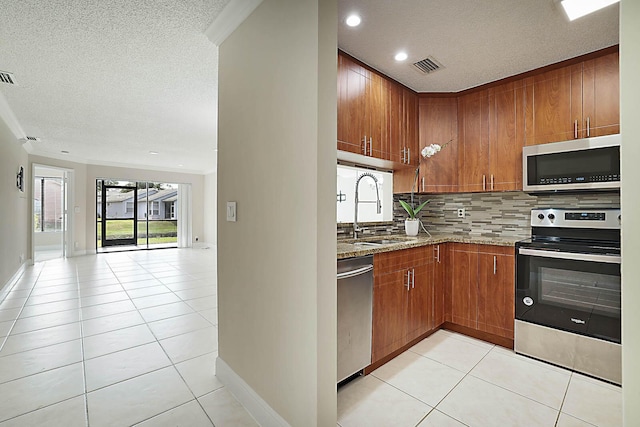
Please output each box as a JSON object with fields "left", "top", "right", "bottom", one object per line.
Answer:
{"left": 337, "top": 191, "right": 620, "bottom": 240}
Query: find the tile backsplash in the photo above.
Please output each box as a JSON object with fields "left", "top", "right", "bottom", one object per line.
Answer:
{"left": 338, "top": 191, "right": 620, "bottom": 240}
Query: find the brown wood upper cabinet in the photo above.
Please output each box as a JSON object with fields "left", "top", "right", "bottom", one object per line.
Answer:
{"left": 337, "top": 52, "right": 417, "bottom": 164}
{"left": 524, "top": 51, "right": 619, "bottom": 146}
{"left": 457, "top": 82, "right": 525, "bottom": 193}
{"left": 418, "top": 98, "right": 459, "bottom": 193}
{"left": 372, "top": 246, "right": 434, "bottom": 363}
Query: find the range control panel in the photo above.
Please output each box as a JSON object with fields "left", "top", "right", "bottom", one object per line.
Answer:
{"left": 531, "top": 208, "right": 621, "bottom": 229}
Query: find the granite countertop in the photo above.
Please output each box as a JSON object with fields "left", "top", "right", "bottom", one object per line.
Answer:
{"left": 337, "top": 233, "right": 523, "bottom": 259}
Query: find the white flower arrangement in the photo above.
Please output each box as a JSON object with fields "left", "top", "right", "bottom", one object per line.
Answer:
{"left": 421, "top": 143, "right": 442, "bottom": 158}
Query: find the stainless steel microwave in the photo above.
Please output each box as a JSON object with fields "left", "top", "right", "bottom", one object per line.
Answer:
{"left": 523, "top": 134, "right": 621, "bottom": 193}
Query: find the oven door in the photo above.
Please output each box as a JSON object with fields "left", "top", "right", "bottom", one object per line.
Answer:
{"left": 516, "top": 247, "right": 621, "bottom": 343}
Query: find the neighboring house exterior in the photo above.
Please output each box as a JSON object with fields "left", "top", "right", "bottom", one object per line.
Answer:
{"left": 98, "top": 188, "right": 178, "bottom": 220}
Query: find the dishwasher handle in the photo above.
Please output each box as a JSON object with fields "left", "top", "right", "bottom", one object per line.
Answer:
{"left": 337, "top": 264, "right": 374, "bottom": 280}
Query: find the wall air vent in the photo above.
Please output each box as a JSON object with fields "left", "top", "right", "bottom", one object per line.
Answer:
{"left": 0, "top": 71, "right": 17, "bottom": 85}
{"left": 412, "top": 56, "right": 443, "bottom": 75}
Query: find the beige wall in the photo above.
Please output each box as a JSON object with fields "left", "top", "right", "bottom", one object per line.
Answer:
{"left": 204, "top": 172, "right": 217, "bottom": 245}
{"left": 0, "top": 118, "right": 28, "bottom": 289}
{"left": 217, "top": 0, "right": 336, "bottom": 425}
{"left": 621, "top": 0, "right": 640, "bottom": 424}
{"left": 27, "top": 156, "right": 206, "bottom": 254}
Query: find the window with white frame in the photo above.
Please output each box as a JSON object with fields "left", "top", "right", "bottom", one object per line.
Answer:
{"left": 336, "top": 164, "right": 393, "bottom": 223}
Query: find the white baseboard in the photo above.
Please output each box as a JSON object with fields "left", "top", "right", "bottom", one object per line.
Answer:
{"left": 216, "top": 357, "right": 291, "bottom": 427}
{"left": 0, "top": 260, "right": 29, "bottom": 299}
{"left": 71, "top": 250, "right": 88, "bottom": 257}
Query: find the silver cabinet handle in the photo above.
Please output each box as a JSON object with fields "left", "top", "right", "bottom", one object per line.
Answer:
{"left": 435, "top": 245, "right": 441, "bottom": 263}
{"left": 401, "top": 147, "right": 406, "bottom": 163}
{"left": 493, "top": 256, "right": 497, "bottom": 275}
{"left": 574, "top": 120, "right": 578, "bottom": 139}
{"left": 407, "top": 148, "right": 411, "bottom": 164}
{"left": 490, "top": 174, "right": 494, "bottom": 191}
{"left": 587, "top": 117, "right": 591, "bottom": 137}
{"left": 518, "top": 248, "right": 621, "bottom": 264}
{"left": 369, "top": 137, "right": 373, "bottom": 156}
{"left": 405, "top": 270, "right": 410, "bottom": 290}
{"left": 411, "top": 268, "right": 415, "bottom": 289}
{"left": 362, "top": 135, "right": 367, "bottom": 155}
{"left": 482, "top": 175, "right": 486, "bottom": 191}
{"left": 421, "top": 176, "right": 425, "bottom": 192}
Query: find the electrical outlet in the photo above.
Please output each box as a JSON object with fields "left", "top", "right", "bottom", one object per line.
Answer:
{"left": 457, "top": 208, "right": 465, "bottom": 218}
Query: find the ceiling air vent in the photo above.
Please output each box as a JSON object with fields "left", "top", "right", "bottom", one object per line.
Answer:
{"left": 0, "top": 71, "right": 16, "bottom": 85}
{"left": 20, "top": 136, "right": 41, "bottom": 144}
{"left": 412, "top": 56, "right": 443, "bottom": 75}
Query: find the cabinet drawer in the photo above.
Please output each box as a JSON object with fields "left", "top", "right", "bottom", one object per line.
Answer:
{"left": 374, "top": 246, "right": 433, "bottom": 277}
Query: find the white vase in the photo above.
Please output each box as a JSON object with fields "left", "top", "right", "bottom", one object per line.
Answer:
{"left": 404, "top": 219, "right": 419, "bottom": 236}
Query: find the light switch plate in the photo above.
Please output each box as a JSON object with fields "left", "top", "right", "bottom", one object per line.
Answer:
{"left": 226, "top": 201, "right": 237, "bottom": 222}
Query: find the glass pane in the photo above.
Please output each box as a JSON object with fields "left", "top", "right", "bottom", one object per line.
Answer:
{"left": 104, "top": 219, "right": 135, "bottom": 241}
{"left": 147, "top": 220, "right": 178, "bottom": 245}
{"left": 137, "top": 220, "right": 148, "bottom": 246}
{"left": 539, "top": 266, "right": 621, "bottom": 316}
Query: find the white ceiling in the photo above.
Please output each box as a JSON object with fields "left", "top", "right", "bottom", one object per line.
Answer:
{"left": 0, "top": 0, "right": 229, "bottom": 174}
{"left": 0, "top": 1, "right": 619, "bottom": 174}
{"left": 338, "top": 0, "right": 619, "bottom": 92}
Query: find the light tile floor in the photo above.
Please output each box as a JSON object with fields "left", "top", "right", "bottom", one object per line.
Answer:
{"left": 2, "top": 249, "right": 623, "bottom": 426}
{"left": 0, "top": 248, "right": 257, "bottom": 427}
{"left": 338, "top": 329, "right": 622, "bottom": 427}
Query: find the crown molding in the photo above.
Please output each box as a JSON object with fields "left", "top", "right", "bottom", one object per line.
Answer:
{"left": 0, "top": 91, "right": 26, "bottom": 140}
{"left": 205, "top": 0, "right": 263, "bottom": 46}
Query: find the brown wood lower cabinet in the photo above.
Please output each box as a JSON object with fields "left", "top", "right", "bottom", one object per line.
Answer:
{"left": 372, "top": 246, "right": 435, "bottom": 363}
{"left": 449, "top": 243, "right": 515, "bottom": 341}
{"left": 370, "top": 242, "right": 515, "bottom": 368}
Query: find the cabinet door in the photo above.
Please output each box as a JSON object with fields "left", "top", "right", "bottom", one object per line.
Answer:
{"left": 450, "top": 244, "right": 478, "bottom": 329}
{"left": 387, "top": 82, "right": 404, "bottom": 164}
{"left": 582, "top": 52, "right": 620, "bottom": 138}
{"left": 477, "top": 246, "right": 515, "bottom": 340}
{"left": 458, "top": 91, "right": 490, "bottom": 192}
{"left": 337, "top": 54, "right": 350, "bottom": 151}
{"left": 524, "top": 64, "right": 582, "bottom": 146}
{"left": 419, "top": 98, "right": 459, "bottom": 193}
{"left": 346, "top": 62, "right": 367, "bottom": 154}
{"left": 372, "top": 269, "right": 409, "bottom": 362}
{"left": 403, "top": 88, "right": 419, "bottom": 166}
{"left": 433, "top": 243, "right": 449, "bottom": 327}
{"left": 488, "top": 82, "right": 524, "bottom": 192}
{"left": 407, "top": 261, "right": 434, "bottom": 342}
{"left": 366, "top": 73, "right": 388, "bottom": 159}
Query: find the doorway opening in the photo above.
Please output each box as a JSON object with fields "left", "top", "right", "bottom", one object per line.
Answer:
{"left": 96, "top": 179, "right": 184, "bottom": 252}
{"left": 33, "top": 165, "right": 70, "bottom": 262}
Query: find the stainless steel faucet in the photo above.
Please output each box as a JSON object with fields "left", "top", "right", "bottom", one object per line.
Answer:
{"left": 354, "top": 172, "right": 382, "bottom": 239}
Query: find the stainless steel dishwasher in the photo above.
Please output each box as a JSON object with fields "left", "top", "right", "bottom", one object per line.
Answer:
{"left": 337, "top": 255, "right": 373, "bottom": 383}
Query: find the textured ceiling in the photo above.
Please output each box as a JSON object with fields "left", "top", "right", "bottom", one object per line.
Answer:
{"left": 338, "top": 0, "right": 619, "bottom": 92}
{"left": 0, "top": 0, "right": 229, "bottom": 173}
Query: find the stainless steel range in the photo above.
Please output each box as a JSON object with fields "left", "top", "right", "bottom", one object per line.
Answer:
{"left": 515, "top": 208, "right": 621, "bottom": 384}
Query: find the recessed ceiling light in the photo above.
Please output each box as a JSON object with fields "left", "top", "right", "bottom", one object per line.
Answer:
{"left": 561, "top": 0, "right": 619, "bottom": 21}
{"left": 395, "top": 52, "right": 408, "bottom": 62}
{"left": 178, "top": 164, "right": 184, "bottom": 167}
{"left": 149, "top": 151, "right": 159, "bottom": 155}
{"left": 345, "top": 14, "right": 361, "bottom": 27}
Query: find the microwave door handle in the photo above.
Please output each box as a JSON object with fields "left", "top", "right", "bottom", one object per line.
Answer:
{"left": 518, "top": 248, "right": 621, "bottom": 264}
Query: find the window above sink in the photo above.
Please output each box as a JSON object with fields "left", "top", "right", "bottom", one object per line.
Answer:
{"left": 337, "top": 164, "right": 394, "bottom": 224}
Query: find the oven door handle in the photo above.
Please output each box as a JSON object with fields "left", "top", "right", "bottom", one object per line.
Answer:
{"left": 518, "top": 248, "right": 621, "bottom": 264}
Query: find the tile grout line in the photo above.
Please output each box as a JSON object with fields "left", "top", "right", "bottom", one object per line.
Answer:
{"left": 106, "top": 254, "right": 219, "bottom": 425}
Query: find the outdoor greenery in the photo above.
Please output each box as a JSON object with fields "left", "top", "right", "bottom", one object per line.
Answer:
{"left": 97, "top": 220, "right": 177, "bottom": 247}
